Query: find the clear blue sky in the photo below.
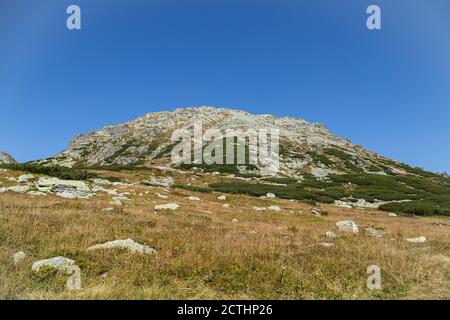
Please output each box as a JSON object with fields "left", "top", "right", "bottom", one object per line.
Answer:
{"left": 1, "top": 0, "right": 449, "bottom": 172}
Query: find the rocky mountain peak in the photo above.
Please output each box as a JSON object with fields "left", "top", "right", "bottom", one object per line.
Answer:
{"left": 0, "top": 152, "right": 17, "bottom": 164}
{"left": 36, "top": 106, "right": 406, "bottom": 178}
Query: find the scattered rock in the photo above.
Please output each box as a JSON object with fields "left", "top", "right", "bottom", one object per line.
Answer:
{"left": 87, "top": 239, "right": 156, "bottom": 254}
{"left": 253, "top": 206, "right": 267, "bottom": 211}
{"left": 91, "top": 178, "right": 112, "bottom": 185}
{"left": 143, "top": 176, "right": 174, "bottom": 187}
{"left": 388, "top": 213, "right": 398, "bottom": 217}
{"left": 231, "top": 218, "right": 238, "bottom": 223}
{"left": 324, "top": 231, "right": 337, "bottom": 238}
{"left": 406, "top": 236, "right": 427, "bottom": 243}
{"left": 336, "top": 220, "right": 359, "bottom": 233}
{"left": 17, "top": 174, "right": 34, "bottom": 183}
{"left": 333, "top": 200, "right": 353, "bottom": 209}
{"left": 266, "top": 193, "right": 276, "bottom": 198}
{"left": 51, "top": 185, "right": 92, "bottom": 199}
{"left": 92, "top": 186, "right": 118, "bottom": 195}
{"left": 102, "top": 207, "right": 114, "bottom": 212}
{"left": 27, "top": 191, "right": 47, "bottom": 196}
{"left": 155, "top": 203, "right": 179, "bottom": 211}
{"left": 36, "top": 177, "right": 92, "bottom": 199}
{"left": 155, "top": 192, "right": 169, "bottom": 199}
{"left": 31, "top": 256, "right": 81, "bottom": 290}
{"left": 7, "top": 185, "right": 32, "bottom": 193}
{"left": 268, "top": 205, "right": 281, "bottom": 212}
{"left": 222, "top": 204, "right": 230, "bottom": 208}
{"left": 12, "top": 251, "right": 26, "bottom": 265}
{"left": 187, "top": 196, "right": 200, "bottom": 201}
{"left": 311, "top": 209, "right": 321, "bottom": 216}
{"left": 364, "top": 227, "right": 385, "bottom": 237}
{"left": 217, "top": 195, "right": 226, "bottom": 201}
{"left": 319, "top": 242, "right": 335, "bottom": 248}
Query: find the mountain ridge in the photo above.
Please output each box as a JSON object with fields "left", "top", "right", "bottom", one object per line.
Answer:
{"left": 37, "top": 106, "right": 406, "bottom": 178}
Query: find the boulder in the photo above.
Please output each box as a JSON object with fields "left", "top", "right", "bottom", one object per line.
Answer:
{"left": 388, "top": 213, "right": 398, "bottom": 217}
{"left": 155, "top": 203, "right": 179, "bottom": 211}
{"left": 268, "top": 205, "right": 281, "bottom": 212}
{"left": 17, "top": 174, "right": 34, "bottom": 183}
{"left": 87, "top": 239, "right": 156, "bottom": 255}
{"left": 406, "top": 236, "right": 427, "bottom": 243}
{"left": 7, "top": 185, "right": 31, "bottom": 193}
{"left": 217, "top": 195, "right": 226, "bottom": 201}
{"left": 319, "top": 242, "right": 335, "bottom": 248}
{"left": 324, "top": 231, "right": 337, "bottom": 238}
{"left": 92, "top": 186, "right": 118, "bottom": 195}
{"left": 12, "top": 251, "right": 26, "bottom": 265}
{"left": 27, "top": 191, "right": 47, "bottom": 196}
{"left": 336, "top": 220, "right": 359, "bottom": 233}
{"left": 91, "top": 178, "right": 112, "bottom": 185}
{"left": 36, "top": 177, "right": 92, "bottom": 199}
{"left": 364, "top": 227, "right": 385, "bottom": 237}
{"left": 253, "top": 206, "right": 267, "bottom": 211}
{"left": 266, "top": 193, "right": 276, "bottom": 198}
{"left": 31, "top": 256, "right": 81, "bottom": 290}
{"left": 187, "top": 196, "right": 200, "bottom": 201}
{"left": 155, "top": 192, "right": 169, "bottom": 199}
{"left": 142, "top": 176, "right": 174, "bottom": 187}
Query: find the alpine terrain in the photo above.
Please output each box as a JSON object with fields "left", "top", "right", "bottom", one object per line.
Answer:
{"left": 0, "top": 106, "right": 449, "bottom": 299}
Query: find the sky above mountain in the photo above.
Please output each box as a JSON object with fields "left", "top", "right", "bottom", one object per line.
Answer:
{"left": 1, "top": 0, "right": 449, "bottom": 172}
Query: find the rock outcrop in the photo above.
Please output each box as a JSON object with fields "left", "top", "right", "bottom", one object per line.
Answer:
{"left": 0, "top": 152, "right": 17, "bottom": 164}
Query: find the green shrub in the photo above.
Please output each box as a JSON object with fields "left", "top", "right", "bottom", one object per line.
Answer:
{"left": 173, "top": 184, "right": 212, "bottom": 193}
{"left": 0, "top": 163, "right": 90, "bottom": 180}
{"left": 379, "top": 201, "right": 450, "bottom": 216}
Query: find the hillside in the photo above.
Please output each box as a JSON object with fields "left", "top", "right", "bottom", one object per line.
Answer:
{"left": 32, "top": 106, "right": 450, "bottom": 216}
{"left": 1, "top": 106, "right": 449, "bottom": 299}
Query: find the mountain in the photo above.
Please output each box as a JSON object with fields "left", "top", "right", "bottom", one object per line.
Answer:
{"left": 33, "top": 106, "right": 450, "bottom": 216}
{"left": 0, "top": 152, "right": 17, "bottom": 164}
{"left": 41, "top": 106, "right": 405, "bottom": 175}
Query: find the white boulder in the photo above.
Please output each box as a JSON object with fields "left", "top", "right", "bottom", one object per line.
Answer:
{"left": 31, "top": 256, "right": 81, "bottom": 290}
{"left": 12, "top": 251, "right": 26, "bottom": 265}
{"left": 406, "top": 236, "right": 427, "bottom": 243}
{"left": 155, "top": 203, "right": 179, "bottom": 211}
{"left": 17, "top": 174, "right": 34, "bottom": 183}
{"left": 336, "top": 220, "right": 359, "bottom": 233}
{"left": 324, "top": 231, "right": 337, "bottom": 238}
{"left": 87, "top": 239, "right": 156, "bottom": 255}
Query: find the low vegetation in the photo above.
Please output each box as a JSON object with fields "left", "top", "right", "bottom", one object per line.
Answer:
{"left": 0, "top": 163, "right": 90, "bottom": 181}
{"left": 210, "top": 172, "right": 450, "bottom": 216}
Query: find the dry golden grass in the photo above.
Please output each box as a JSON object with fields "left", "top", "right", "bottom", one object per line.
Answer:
{"left": 0, "top": 170, "right": 449, "bottom": 300}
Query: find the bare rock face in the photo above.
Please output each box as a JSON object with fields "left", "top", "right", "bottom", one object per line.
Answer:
{"left": 0, "top": 152, "right": 17, "bottom": 164}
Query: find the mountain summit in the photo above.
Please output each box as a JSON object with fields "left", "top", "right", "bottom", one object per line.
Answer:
{"left": 41, "top": 106, "right": 407, "bottom": 178}
{"left": 0, "top": 152, "right": 17, "bottom": 164}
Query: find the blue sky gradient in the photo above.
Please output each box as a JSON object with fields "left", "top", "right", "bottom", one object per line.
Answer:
{"left": 1, "top": 0, "right": 449, "bottom": 172}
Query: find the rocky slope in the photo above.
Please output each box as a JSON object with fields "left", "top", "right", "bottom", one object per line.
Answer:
{"left": 0, "top": 152, "right": 17, "bottom": 164}
{"left": 37, "top": 106, "right": 409, "bottom": 178}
